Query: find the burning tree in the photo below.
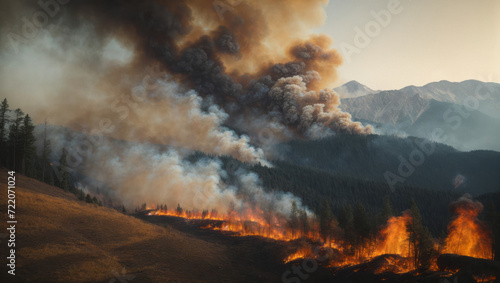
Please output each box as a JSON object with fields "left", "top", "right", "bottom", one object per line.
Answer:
{"left": 299, "top": 209, "right": 310, "bottom": 237}
{"left": 288, "top": 200, "right": 299, "bottom": 238}
{"left": 442, "top": 194, "right": 493, "bottom": 260}
{"left": 176, "top": 204, "right": 183, "bottom": 216}
{"left": 201, "top": 210, "right": 209, "bottom": 219}
{"left": 319, "top": 199, "right": 334, "bottom": 246}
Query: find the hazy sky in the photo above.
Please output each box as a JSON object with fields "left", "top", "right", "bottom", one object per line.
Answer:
{"left": 318, "top": 0, "right": 500, "bottom": 90}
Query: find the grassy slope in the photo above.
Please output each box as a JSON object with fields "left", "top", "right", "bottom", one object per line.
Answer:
{"left": 0, "top": 168, "right": 276, "bottom": 283}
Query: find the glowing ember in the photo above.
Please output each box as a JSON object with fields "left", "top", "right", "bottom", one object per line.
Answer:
{"left": 371, "top": 255, "right": 413, "bottom": 275}
{"left": 284, "top": 247, "right": 314, "bottom": 263}
{"left": 474, "top": 275, "right": 497, "bottom": 282}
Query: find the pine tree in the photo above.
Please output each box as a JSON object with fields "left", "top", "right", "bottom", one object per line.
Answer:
{"left": 379, "top": 197, "right": 394, "bottom": 226}
{"left": 299, "top": 209, "right": 310, "bottom": 237}
{"left": 41, "top": 120, "right": 51, "bottom": 182}
{"left": 319, "top": 199, "right": 334, "bottom": 245}
{"left": 353, "top": 202, "right": 370, "bottom": 240}
{"left": 289, "top": 200, "right": 299, "bottom": 238}
{"left": 59, "top": 148, "right": 70, "bottom": 191}
{"left": 8, "top": 108, "right": 24, "bottom": 170}
{"left": 263, "top": 202, "right": 274, "bottom": 236}
{"left": 85, "top": 194, "right": 92, "bottom": 203}
{"left": 338, "top": 204, "right": 353, "bottom": 230}
{"left": 20, "top": 114, "right": 36, "bottom": 176}
{"left": 338, "top": 204, "right": 355, "bottom": 247}
{"left": 417, "top": 226, "right": 435, "bottom": 268}
{"left": 176, "top": 203, "right": 183, "bottom": 215}
{"left": 406, "top": 199, "right": 435, "bottom": 268}
{"left": 77, "top": 189, "right": 85, "bottom": 201}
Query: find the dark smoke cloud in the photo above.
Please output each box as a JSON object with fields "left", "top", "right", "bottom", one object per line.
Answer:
{"left": 213, "top": 26, "right": 240, "bottom": 54}
{"left": 1, "top": 0, "right": 371, "bottom": 144}
{"left": 270, "top": 62, "right": 306, "bottom": 79}
{"left": 449, "top": 194, "right": 483, "bottom": 217}
{"left": 0, "top": 0, "right": 372, "bottom": 214}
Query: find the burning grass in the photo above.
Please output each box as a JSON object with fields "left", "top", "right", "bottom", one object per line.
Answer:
{"left": 149, "top": 208, "right": 416, "bottom": 268}
{"left": 149, "top": 206, "right": 314, "bottom": 241}
{"left": 147, "top": 195, "right": 495, "bottom": 278}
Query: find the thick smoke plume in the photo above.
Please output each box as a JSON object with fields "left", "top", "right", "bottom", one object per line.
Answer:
{"left": 448, "top": 194, "right": 484, "bottom": 218}
{"left": 1, "top": 0, "right": 371, "bottom": 143}
{"left": 1, "top": 0, "right": 371, "bottom": 216}
{"left": 104, "top": 79, "right": 267, "bottom": 164}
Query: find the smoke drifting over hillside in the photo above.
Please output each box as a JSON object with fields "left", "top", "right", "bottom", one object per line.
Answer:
{"left": 92, "top": 142, "right": 304, "bottom": 214}
{"left": 1, "top": 0, "right": 371, "bottom": 212}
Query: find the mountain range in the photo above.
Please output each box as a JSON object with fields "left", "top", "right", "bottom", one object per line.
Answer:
{"left": 337, "top": 80, "right": 500, "bottom": 151}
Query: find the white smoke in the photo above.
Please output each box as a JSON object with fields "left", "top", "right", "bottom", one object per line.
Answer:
{"left": 115, "top": 79, "right": 268, "bottom": 165}
{"left": 268, "top": 75, "right": 372, "bottom": 137}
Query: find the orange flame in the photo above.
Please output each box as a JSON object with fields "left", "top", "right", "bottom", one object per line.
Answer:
{"left": 148, "top": 207, "right": 311, "bottom": 241}
{"left": 284, "top": 246, "right": 314, "bottom": 263}
{"left": 281, "top": 214, "right": 414, "bottom": 272}
{"left": 371, "top": 213, "right": 412, "bottom": 258}
{"left": 147, "top": 195, "right": 494, "bottom": 274}
{"left": 442, "top": 200, "right": 492, "bottom": 259}
{"left": 474, "top": 275, "right": 497, "bottom": 282}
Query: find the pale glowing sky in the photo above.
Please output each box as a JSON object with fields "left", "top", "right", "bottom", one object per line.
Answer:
{"left": 318, "top": 0, "right": 500, "bottom": 90}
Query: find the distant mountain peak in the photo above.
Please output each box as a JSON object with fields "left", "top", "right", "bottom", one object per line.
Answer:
{"left": 334, "top": 80, "right": 376, "bottom": 98}
{"left": 344, "top": 80, "right": 366, "bottom": 88}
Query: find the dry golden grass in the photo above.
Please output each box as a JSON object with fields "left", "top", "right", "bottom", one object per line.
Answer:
{"left": 0, "top": 168, "right": 246, "bottom": 282}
